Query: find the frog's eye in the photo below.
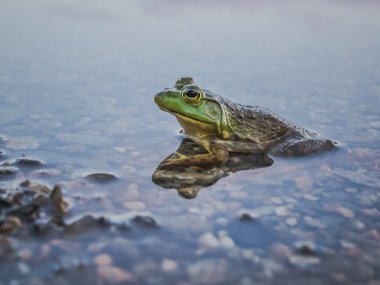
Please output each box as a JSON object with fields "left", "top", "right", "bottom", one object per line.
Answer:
{"left": 182, "top": 86, "right": 203, "bottom": 104}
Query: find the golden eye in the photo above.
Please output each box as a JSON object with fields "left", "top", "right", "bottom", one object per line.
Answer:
{"left": 182, "top": 86, "right": 203, "bottom": 104}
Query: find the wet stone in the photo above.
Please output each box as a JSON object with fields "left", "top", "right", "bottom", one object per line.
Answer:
{"left": 132, "top": 215, "right": 159, "bottom": 228}
{"left": 30, "top": 168, "right": 61, "bottom": 178}
{"left": 50, "top": 185, "right": 68, "bottom": 215}
{"left": 0, "top": 216, "right": 22, "bottom": 234}
{"left": 239, "top": 213, "right": 255, "bottom": 222}
{"left": 15, "top": 158, "right": 43, "bottom": 168}
{"left": 65, "top": 215, "right": 111, "bottom": 234}
{"left": 20, "top": 180, "right": 50, "bottom": 193}
{"left": 294, "top": 241, "right": 317, "bottom": 256}
{"left": 97, "top": 265, "right": 136, "bottom": 283}
{"left": 161, "top": 258, "right": 178, "bottom": 272}
{"left": 0, "top": 166, "right": 18, "bottom": 177}
{"left": 94, "top": 253, "right": 113, "bottom": 267}
{"left": 85, "top": 173, "right": 117, "bottom": 183}
{"left": 198, "top": 232, "right": 220, "bottom": 250}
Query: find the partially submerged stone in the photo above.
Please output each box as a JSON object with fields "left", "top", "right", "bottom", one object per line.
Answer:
{"left": 15, "top": 158, "right": 43, "bottom": 168}
{"left": 132, "top": 215, "right": 159, "bottom": 228}
{"left": 0, "top": 166, "right": 18, "bottom": 177}
{"left": 85, "top": 173, "right": 117, "bottom": 183}
{"left": 0, "top": 216, "right": 22, "bottom": 234}
{"left": 50, "top": 185, "right": 68, "bottom": 215}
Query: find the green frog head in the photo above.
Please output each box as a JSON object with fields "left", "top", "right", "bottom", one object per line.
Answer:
{"left": 154, "top": 77, "right": 230, "bottom": 139}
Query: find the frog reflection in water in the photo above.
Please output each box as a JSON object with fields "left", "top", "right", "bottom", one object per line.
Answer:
{"left": 152, "top": 138, "right": 274, "bottom": 198}
{"left": 153, "top": 77, "right": 336, "bottom": 198}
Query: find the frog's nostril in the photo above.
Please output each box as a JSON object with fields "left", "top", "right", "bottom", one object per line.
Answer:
{"left": 154, "top": 94, "right": 163, "bottom": 104}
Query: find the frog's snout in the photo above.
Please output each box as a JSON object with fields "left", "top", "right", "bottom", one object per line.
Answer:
{"left": 154, "top": 93, "right": 164, "bottom": 106}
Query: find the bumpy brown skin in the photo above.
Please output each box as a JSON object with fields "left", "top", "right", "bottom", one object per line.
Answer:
{"left": 212, "top": 94, "right": 336, "bottom": 156}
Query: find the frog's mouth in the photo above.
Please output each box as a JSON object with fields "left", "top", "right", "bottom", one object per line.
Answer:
{"left": 158, "top": 106, "right": 219, "bottom": 137}
{"left": 157, "top": 106, "right": 209, "bottom": 124}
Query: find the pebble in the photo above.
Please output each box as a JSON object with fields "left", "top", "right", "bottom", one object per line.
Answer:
{"left": 85, "top": 173, "right": 117, "bottom": 183}
{"left": 304, "top": 216, "right": 325, "bottom": 228}
{"left": 65, "top": 215, "right": 107, "bottom": 234}
{"left": 294, "top": 241, "right": 318, "bottom": 257}
{"left": 132, "top": 215, "right": 158, "bottom": 228}
{"left": 94, "top": 253, "right": 113, "bottom": 266}
{"left": 161, "top": 258, "right": 178, "bottom": 272}
{"left": 97, "top": 265, "right": 135, "bottom": 283}
{"left": 50, "top": 185, "right": 68, "bottom": 214}
{"left": 218, "top": 231, "right": 235, "bottom": 248}
{"left": 294, "top": 175, "right": 313, "bottom": 190}
{"left": 361, "top": 208, "right": 380, "bottom": 217}
{"left": 18, "top": 262, "right": 30, "bottom": 274}
{"left": 285, "top": 217, "right": 298, "bottom": 226}
{"left": 123, "top": 201, "right": 145, "bottom": 211}
{"left": 0, "top": 216, "right": 22, "bottom": 234}
{"left": 274, "top": 206, "right": 290, "bottom": 217}
{"left": 17, "top": 249, "right": 32, "bottom": 261}
{"left": 20, "top": 180, "right": 50, "bottom": 193}
{"left": 15, "top": 158, "right": 43, "bottom": 167}
{"left": 0, "top": 166, "right": 18, "bottom": 176}
{"left": 88, "top": 242, "right": 107, "bottom": 253}
{"left": 125, "top": 183, "right": 140, "bottom": 200}
{"left": 303, "top": 194, "right": 318, "bottom": 201}
{"left": 198, "top": 232, "right": 220, "bottom": 250}
{"left": 351, "top": 220, "right": 366, "bottom": 230}
{"left": 271, "top": 243, "right": 292, "bottom": 260}
{"left": 340, "top": 240, "right": 356, "bottom": 249}
{"left": 215, "top": 217, "right": 228, "bottom": 226}
{"left": 239, "top": 213, "right": 255, "bottom": 222}
{"left": 187, "top": 259, "right": 228, "bottom": 285}
{"left": 326, "top": 205, "right": 354, "bottom": 218}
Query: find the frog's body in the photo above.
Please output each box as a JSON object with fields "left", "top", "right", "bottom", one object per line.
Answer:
{"left": 154, "top": 77, "right": 335, "bottom": 166}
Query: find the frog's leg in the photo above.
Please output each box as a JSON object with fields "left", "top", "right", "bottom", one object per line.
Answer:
{"left": 161, "top": 142, "right": 229, "bottom": 166}
{"left": 270, "top": 138, "right": 336, "bottom": 156}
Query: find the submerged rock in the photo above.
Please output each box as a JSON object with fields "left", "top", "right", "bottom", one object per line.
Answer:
{"left": 239, "top": 213, "right": 255, "bottom": 222}
{"left": 97, "top": 265, "right": 136, "bottom": 283}
{"left": 85, "top": 173, "right": 117, "bottom": 183}
{"left": 50, "top": 185, "right": 68, "bottom": 215}
{"left": 65, "top": 215, "right": 110, "bottom": 234}
{"left": 0, "top": 166, "right": 18, "bottom": 177}
{"left": 15, "top": 158, "right": 43, "bottom": 168}
{"left": 0, "top": 180, "right": 69, "bottom": 234}
{"left": 0, "top": 216, "right": 22, "bottom": 234}
{"left": 132, "top": 215, "right": 159, "bottom": 228}
{"left": 294, "top": 241, "right": 318, "bottom": 256}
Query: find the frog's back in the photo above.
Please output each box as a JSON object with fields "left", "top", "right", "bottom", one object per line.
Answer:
{"left": 214, "top": 95, "right": 336, "bottom": 155}
{"left": 215, "top": 95, "right": 293, "bottom": 142}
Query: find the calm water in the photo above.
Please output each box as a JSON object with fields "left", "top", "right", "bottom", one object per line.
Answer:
{"left": 1, "top": 0, "right": 380, "bottom": 284}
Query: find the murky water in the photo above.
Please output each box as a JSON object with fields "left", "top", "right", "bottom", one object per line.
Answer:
{"left": 1, "top": 0, "right": 380, "bottom": 284}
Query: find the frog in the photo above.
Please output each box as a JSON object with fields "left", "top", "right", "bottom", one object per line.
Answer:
{"left": 154, "top": 77, "right": 336, "bottom": 166}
